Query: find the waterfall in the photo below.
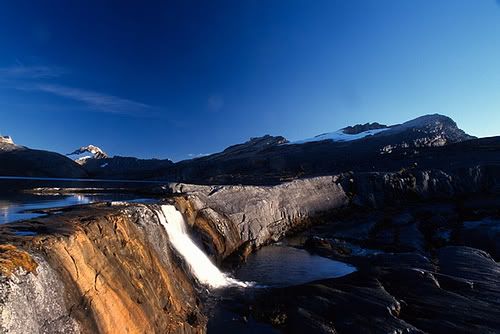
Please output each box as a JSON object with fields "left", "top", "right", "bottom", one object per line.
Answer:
{"left": 156, "top": 204, "right": 249, "bottom": 289}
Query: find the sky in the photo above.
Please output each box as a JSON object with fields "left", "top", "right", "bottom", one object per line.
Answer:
{"left": 1, "top": 0, "right": 500, "bottom": 161}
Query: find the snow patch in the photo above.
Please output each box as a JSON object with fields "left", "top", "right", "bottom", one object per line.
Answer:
{"left": 292, "top": 128, "right": 390, "bottom": 144}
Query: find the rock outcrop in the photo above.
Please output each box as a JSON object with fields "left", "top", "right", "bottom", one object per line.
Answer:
{"left": 169, "top": 164, "right": 500, "bottom": 263}
{"left": 0, "top": 203, "right": 205, "bottom": 334}
{"left": 171, "top": 176, "right": 350, "bottom": 263}
{"left": 342, "top": 122, "right": 388, "bottom": 134}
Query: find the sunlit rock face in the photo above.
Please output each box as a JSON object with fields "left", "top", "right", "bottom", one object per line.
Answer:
{"left": 172, "top": 176, "right": 351, "bottom": 263}
{"left": 0, "top": 204, "right": 206, "bottom": 334}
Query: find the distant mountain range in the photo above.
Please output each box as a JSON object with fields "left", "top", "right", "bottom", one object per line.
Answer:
{"left": 1, "top": 114, "right": 498, "bottom": 183}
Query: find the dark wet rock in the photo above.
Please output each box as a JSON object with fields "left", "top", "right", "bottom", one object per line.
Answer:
{"left": 397, "top": 224, "right": 425, "bottom": 252}
{"left": 253, "top": 247, "right": 500, "bottom": 334}
{"left": 253, "top": 272, "right": 423, "bottom": 334}
{"left": 457, "top": 218, "right": 500, "bottom": 259}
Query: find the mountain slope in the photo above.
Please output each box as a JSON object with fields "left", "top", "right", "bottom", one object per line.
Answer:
{"left": 0, "top": 114, "right": 487, "bottom": 182}
{"left": 163, "top": 114, "right": 480, "bottom": 184}
{"left": 0, "top": 141, "right": 87, "bottom": 178}
{"left": 80, "top": 156, "right": 173, "bottom": 179}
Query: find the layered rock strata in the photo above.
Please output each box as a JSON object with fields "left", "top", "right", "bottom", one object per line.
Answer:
{"left": 0, "top": 203, "right": 205, "bottom": 334}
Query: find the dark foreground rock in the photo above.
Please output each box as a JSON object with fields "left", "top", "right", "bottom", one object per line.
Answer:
{"left": 169, "top": 172, "right": 500, "bottom": 334}
{"left": 252, "top": 246, "right": 500, "bottom": 334}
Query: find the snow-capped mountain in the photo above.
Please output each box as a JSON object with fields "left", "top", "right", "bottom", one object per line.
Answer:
{"left": 0, "top": 135, "right": 14, "bottom": 145}
{"left": 0, "top": 114, "right": 488, "bottom": 182}
{"left": 292, "top": 114, "right": 474, "bottom": 149}
{"left": 166, "top": 114, "right": 478, "bottom": 184}
{"left": 68, "top": 145, "right": 109, "bottom": 164}
{"left": 0, "top": 135, "right": 19, "bottom": 153}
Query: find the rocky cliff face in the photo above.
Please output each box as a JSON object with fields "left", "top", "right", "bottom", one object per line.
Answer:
{"left": 0, "top": 203, "right": 205, "bottom": 334}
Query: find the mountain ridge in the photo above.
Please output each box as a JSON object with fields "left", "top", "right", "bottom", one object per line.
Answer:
{"left": 0, "top": 114, "right": 488, "bottom": 181}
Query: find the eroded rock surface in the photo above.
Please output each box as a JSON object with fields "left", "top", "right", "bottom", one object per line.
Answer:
{"left": 0, "top": 203, "right": 205, "bottom": 334}
{"left": 171, "top": 176, "right": 350, "bottom": 263}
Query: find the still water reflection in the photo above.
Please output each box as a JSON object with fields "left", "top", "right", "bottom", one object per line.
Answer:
{"left": 0, "top": 193, "right": 155, "bottom": 224}
{"left": 0, "top": 177, "right": 160, "bottom": 224}
{"left": 235, "top": 243, "right": 356, "bottom": 287}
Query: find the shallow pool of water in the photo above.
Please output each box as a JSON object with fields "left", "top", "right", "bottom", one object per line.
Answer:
{"left": 0, "top": 192, "right": 156, "bottom": 224}
{"left": 235, "top": 243, "right": 356, "bottom": 287}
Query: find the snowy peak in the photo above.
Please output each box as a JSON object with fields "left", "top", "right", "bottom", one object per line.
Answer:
{"left": 0, "top": 135, "right": 22, "bottom": 152}
{"left": 0, "top": 135, "right": 14, "bottom": 145}
{"left": 379, "top": 113, "right": 476, "bottom": 152}
{"left": 398, "top": 114, "right": 457, "bottom": 130}
{"left": 292, "top": 114, "right": 474, "bottom": 147}
{"left": 68, "top": 145, "right": 108, "bottom": 163}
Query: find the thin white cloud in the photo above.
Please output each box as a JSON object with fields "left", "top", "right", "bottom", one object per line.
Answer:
{"left": 0, "top": 65, "right": 64, "bottom": 79}
{"left": 1, "top": 62, "right": 159, "bottom": 117}
{"left": 29, "top": 84, "right": 155, "bottom": 116}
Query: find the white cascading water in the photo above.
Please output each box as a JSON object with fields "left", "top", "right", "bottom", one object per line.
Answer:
{"left": 157, "top": 204, "right": 249, "bottom": 289}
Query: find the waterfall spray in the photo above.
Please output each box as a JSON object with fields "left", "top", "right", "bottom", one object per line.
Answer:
{"left": 157, "top": 204, "right": 249, "bottom": 289}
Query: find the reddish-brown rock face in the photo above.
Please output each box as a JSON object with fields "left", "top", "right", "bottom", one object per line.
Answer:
{"left": 0, "top": 203, "right": 206, "bottom": 334}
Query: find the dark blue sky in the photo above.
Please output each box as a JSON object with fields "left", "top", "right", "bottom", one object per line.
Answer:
{"left": 1, "top": 1, "right": 500, "bottom": 160}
